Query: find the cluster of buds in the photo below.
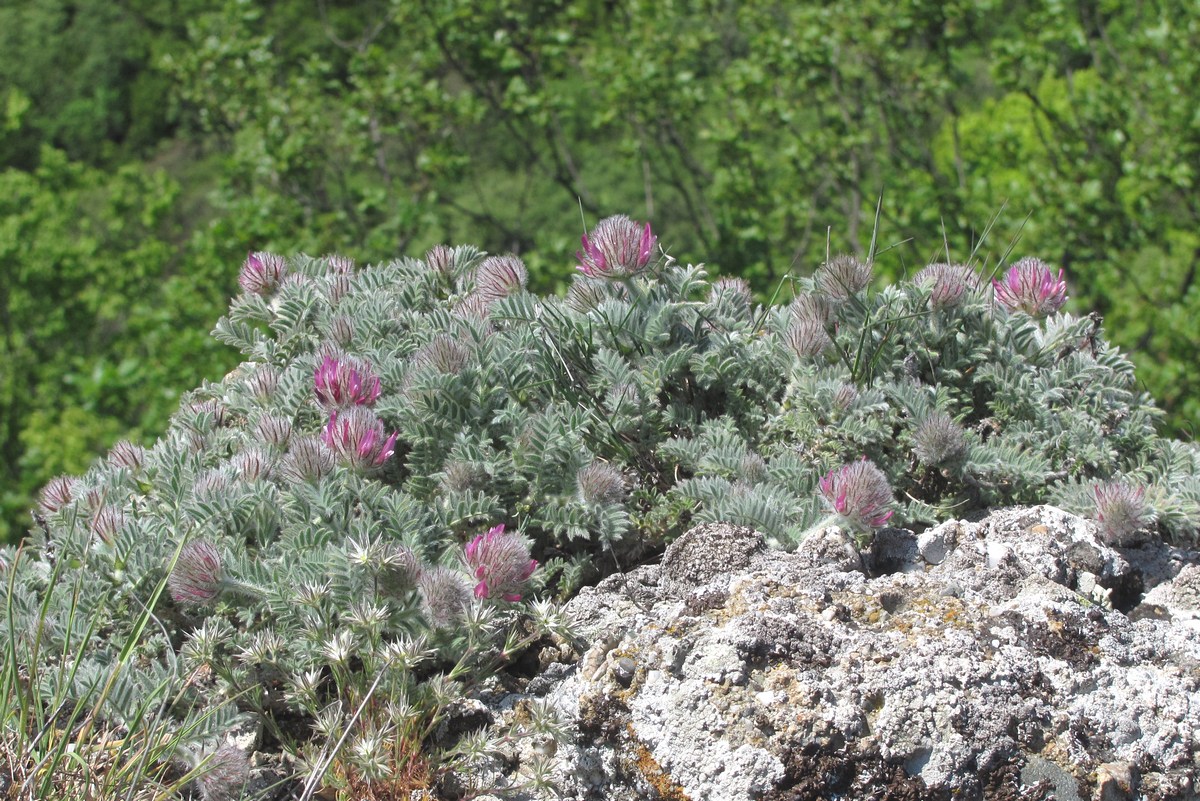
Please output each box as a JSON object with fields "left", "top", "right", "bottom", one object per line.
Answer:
{"left": 464, "top": 524, "right": 538, "bottom": 602}
{"left": 818, "top": 458, "right": 895, "bottom": 529}
{"left": 992, "top": 258, "right": 1067, "bottom": 318}
{"left": 238, "top": 251, "right": 287, "bottom": 296}
{"left": 168, "top": 541, "right": 226, "bottom": 605}
{"left": 38, "top": 475, "right": 78, "bottom": 515}
{"left": 474, "top": 254, "right": 529, "bottom": 302}
{"left": 815, "top": 254, "right": 872, "bottom": 303}
{"left": 168, "top": 540, "right": 263, "bottom": 605}
{"left": 576, "top": 215, "right": 656, "bottom": 279}
{"left": 314, "top": 355, "right": 382, "bottom": 408}
{"left": 912, "top": 411, "right": 969, "bottom": 466}
{"left": 418, "top": 567, "right": 474, "bottom": 627}
{"left": 785, "top": 293, "right": 833, "bottom": 359}
{"left": 107, "top": 440, "right": 147, "bottom": 471}
{"left": 576, "top": 462, "right": 626, "bottom": 506}
{"left": 914, "top": 262, "right": 980, "bottom": 309}
{"left": 1092, "top": 480, "right": 1153, "bottom": 546}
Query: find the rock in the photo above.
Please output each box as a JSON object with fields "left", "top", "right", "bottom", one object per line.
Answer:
{"left": 869, "top": 527, "right": 922, "bottom": 574}
{"left": 1095, "top": 761, "right": 1138, "bottom": 801}
{"left": 659, "top": 522, "right": 764, "bottom": 598}
{"left": 470, "top": 508, "right": 1200, "bottom": 801}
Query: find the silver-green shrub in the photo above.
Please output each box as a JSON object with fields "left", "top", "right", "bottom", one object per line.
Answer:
{"left": 4, "top": 216, "right": 1198, "bottom": 798}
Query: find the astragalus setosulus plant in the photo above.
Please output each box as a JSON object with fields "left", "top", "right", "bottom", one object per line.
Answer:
{"left": 3, "top": 215, "right": 1199, "bottom": 799}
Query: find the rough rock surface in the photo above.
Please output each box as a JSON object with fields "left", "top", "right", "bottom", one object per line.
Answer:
{"left": 471, "top": 509, "right": 1200, "bottom": 801}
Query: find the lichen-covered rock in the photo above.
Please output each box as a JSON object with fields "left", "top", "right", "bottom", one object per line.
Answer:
{"left": 473, "top": 507, "right": 1200, "bottom": 800}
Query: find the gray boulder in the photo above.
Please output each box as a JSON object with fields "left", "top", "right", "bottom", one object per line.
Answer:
{"left": 469, "top": 508, "right": 1200, "bottom": 801}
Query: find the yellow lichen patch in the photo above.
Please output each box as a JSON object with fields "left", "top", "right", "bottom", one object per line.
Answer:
{"left": 837, "top": 591, "right": 975, "bottom": 640}
{"left": 628, "top": 724, "right": 691, "bottom": 801}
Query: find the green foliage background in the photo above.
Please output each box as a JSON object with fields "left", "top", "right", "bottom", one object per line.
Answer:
{"left": 3, "top": 0, "right": 1198, "bottom": 543}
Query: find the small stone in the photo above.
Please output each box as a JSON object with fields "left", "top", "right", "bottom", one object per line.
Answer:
{"left": 1078, "top": 571, "right": 1097, "bottom": 596}
{"left": 611, "top": 656, "right": 636, "bottom": 687}
{"left": 1095, "top": 761, "right": 1138, "bottom": 801}
{"left": 918, "top": 528, "right": 949, "bottom": 565}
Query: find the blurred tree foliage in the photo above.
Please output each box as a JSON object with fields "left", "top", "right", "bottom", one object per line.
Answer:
{"left": 2, "top": 0, "right": 1197, "bottom": 542}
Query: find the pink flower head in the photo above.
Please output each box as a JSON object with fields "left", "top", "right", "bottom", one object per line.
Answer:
{"left": 314, "top": 356, "right": 382, "bottom": 408}
{"left": 992, "top": 258, "right": 1067, "bottom": 317}
{"left": 169, "top": 540, "right": 224, "bottom": 605}
{"left": 321, "top": 407, "right": 398, "bottom": 470}
{"left": 576, "top": 215, "right": 657, "bottom": 279}
{"left": 818, "top": 458, "right": 894, "bottom": 529}
{"left": 238, "top": 251, "right": 287, "bottom": 296}
{"left": 463, "top": 524, "right": 538, "bottom": 602}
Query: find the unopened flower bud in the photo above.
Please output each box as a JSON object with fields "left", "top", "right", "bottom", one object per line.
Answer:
{"left": 912, "top": 412, "right": 969, "bottom": 466}
{"left": 196, "top": 744, "right": 251, "bottom": 801}
{"left": 324, "top": 254, "right": 355, "bottom": 274}
{"left": 440, "top": 461, "right": 489, "bottom": 493}
{"left": 418, "top": 566, "right": 473, "bottom": 627}
{"left": 169, "top": 541, "right": 224, "bottom": 605}
{"left": 710, "top": 277, "right": 753, "bottom": 312}
{"left": 424, "top": 244, "right": 455, "bottom": 277}
{"left": 327, "top": 315, "right": 355, "bottom": 347}
{"left": 90, "top": 505, "right": 126, "bottom": 543}
{"left": 815, "top": 254, "right": 872, "bottom": 303}
{"left": 565, "top": 276, "right": 612, "bottom": 312}
{"left": 254, "top": 414, "right": 293, "bottom": 448}
{"left": 1092, "top": 480, "right": 1153, "bottom": 546}
{"left": 577, "top": 462, "right": 626, "bottom": 506}
{"left": 107, "top": 440, "right": 146, "bottom": 470}
{"left": 38, "top": 476, "right": 78, "bottom": 514}
{"left": 785, "top": 317, "right": 833, "bottom": 359}
{"left": 279, "top": 436, "right": 335, "bottom": 483}
{"left": 410, "top": 335, "right": 470, "bottom": 375}
{"left": 246, "top": 366, "right": 281, "bottom": 401}
{"left": 475, "top": 254, "right": 528, "bottom": 302}
{"left": 231, "top": 447, "right": 273, "bottom": 481}
{"left": 914, "top": 262, "right": 980, "bottom": 308}
{"left": 238, "top": 251, "right": 287, "bottom": 296}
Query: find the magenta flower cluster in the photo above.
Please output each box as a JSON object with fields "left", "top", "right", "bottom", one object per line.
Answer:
{"left": 321, "top": 407, "right": 398, "bottom": 471}
{"left": 314, "top": 355, "right": 382, "bottom": 408}
{"left": 818, "top": 458, "right": 895, "bottom": 529}
{"left": 312, "top": 354, "right": 397, "bottom": 471}
{"left": 992, "top": 258, "right": 1067, "bottom": 317}
{"left": 464, "top": 524, "right": 537, "bottom": 602}
{"left": 576, "top": 215, "right": 657, "bottom": 279}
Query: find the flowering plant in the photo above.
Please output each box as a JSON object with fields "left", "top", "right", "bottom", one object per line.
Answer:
{"left": 6, "top": 219, "right": 1198, "bottom": 801}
